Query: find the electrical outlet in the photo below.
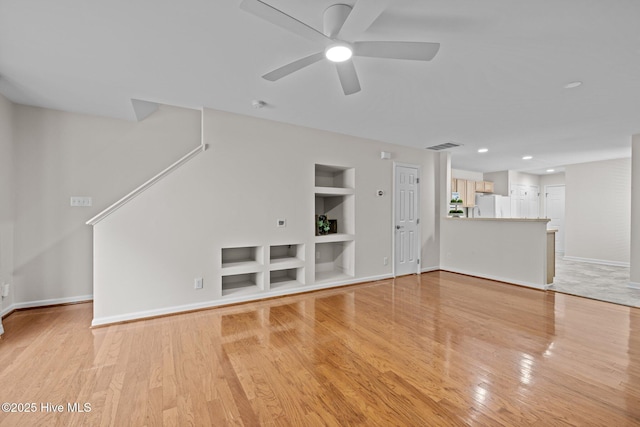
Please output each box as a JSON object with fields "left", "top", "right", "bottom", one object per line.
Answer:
{"left": 1, "top": 283, "right": 9, "bottom": 298}
{"left": 383, "top": 257, "right": 388, "bottom": 266}
{"left": 194, "top": 277, "right": 203, "bottom": 290}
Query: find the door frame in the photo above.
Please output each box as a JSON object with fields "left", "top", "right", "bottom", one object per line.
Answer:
{"left": 392, "top": 162, "right": 422, "bottom": 277}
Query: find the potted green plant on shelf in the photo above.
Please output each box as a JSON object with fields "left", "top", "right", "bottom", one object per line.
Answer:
{"left": 316, "top": 214, "right": 331, "bottom": 235}
{"left": 449, "top": 198, "right": 464, "bottom": 217}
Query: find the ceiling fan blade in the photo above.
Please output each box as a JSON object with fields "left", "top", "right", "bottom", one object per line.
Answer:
{"left": 353, "top": 41, "right": 440, "bottom": 61}
{"left": 262, "top": 52, "right": 324, "bottom": 81}
{"left": 335, "top": 60, "right": 361, "bottom": 95}
{"left": 336, "top": 0, "right": 390, "bottom": 41}
{"left": 240, "top": 0, "right": 329, "bottom": 43}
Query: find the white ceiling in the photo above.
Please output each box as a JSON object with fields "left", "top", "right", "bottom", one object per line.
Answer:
{"left": 1, "top": 0, "right": 639, "bottom": 174}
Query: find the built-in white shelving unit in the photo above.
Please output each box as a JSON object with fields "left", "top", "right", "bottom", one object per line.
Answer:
{"left": 220, "top": 243, "right": 305, "bottom": 297}
{"left": 221, "top": 246, "right": 265, "bottom": 296}
{"left": 268, "top": 244, "right": 305, "bottom": 290}
{"left": 217, "top": 164, "right": 356, "bottom": 299}
{"left": 314, "top": 164, "right": 355, "bottom": 283}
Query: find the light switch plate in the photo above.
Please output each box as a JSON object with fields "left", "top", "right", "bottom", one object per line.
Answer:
{"left": 70, "top": 196, "right": 92, "bottom": 207}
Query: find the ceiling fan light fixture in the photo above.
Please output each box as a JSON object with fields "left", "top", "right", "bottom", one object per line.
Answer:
{"left": 325, "top": 43, "right": 353, "bottom": 62}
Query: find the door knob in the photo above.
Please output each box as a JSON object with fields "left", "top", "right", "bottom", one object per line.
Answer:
{"left": 396, "top": 225, "right": 404, "bottom": 230}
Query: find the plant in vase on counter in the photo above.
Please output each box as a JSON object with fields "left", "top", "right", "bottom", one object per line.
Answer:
{"left": 449, "top": 198, "right": 464, "bottom": 217}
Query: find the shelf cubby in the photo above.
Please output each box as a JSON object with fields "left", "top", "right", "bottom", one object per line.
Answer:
{"left": 314, "top": 241, "right": 355, "bottom": 283}
{"left": 221, "top": 246, "right": 263, "bottom": 275}
{"left": 222, "top": 272, "right": 263, "bottom": 297}
{"left": 315, "top": 164, "right": 355, "bottom": 189}
{"left": 269, "top": 244, "right": 305, "bottom": 271}
{"left": 269, "top": 268, "right": 304, "bottom": 290}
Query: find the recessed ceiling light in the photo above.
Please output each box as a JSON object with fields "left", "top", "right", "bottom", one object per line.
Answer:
{"left": 564, "top": 81, "right": 582, "bottom": 89}
{"left": 546, "top": 169, "right": 555, "bottom": 173}
{"left": 522, "top": 155, "right": 533, "bottom": 160}
{"left": 477, "top": 148, "right": 488, "bottom": 153}
{"left": 325, "top": 43, "right": 353, "bottom": 62}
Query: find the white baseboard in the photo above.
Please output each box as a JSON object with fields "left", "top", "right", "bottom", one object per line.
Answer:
{"left": 629, "top": 282, "right": 640, "bottom": 290}
{"left": 439, "top": 267, "right": 547, "bottom": 290}
{"left": 2, "top": 295, "right": 93, "bottom": 318}
{"left": 562, "top": 256, "right": 630, "bottom": 268}
{"left": 92, "top": 275, "right": 393, "bottom": 327}
{"left": 421, "top": 265, "right": 440, "bottom": 273}
{"left": 1, "top": 304, "right": 14, "bottom": 318}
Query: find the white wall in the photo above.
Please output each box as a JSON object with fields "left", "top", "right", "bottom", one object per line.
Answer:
{"left": 631, "top": 136, "right": 640, "bottom": 286}
{"left": 0, "top": 94, "right": 14, "bottom": 320}
{"left": 92, "top": 108, "right": 440, "bottom": 324}
{"left": 483, "top": 171, "right": 509, "bottom": 196}
{"left": 12, "top": 105, "right": 201, "bottom": 306}
{"left": 509, "top": 171, "right": 540, "bottom": 188}
{"left": 565, "top": 158, "right": 631, "bottom": 265}
{"left": 452, "top": 169, "right": 483, "bottom": 181}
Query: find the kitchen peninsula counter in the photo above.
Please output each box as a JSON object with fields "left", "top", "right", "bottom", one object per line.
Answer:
{"left": 441, "top": 217, "right": 551, "bottom": 289}
{"left": 444, "top": 217, "right": 550, "bottom": 222}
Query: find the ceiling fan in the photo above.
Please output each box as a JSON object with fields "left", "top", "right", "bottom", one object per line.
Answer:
{"left": 240, "top": 0, "right": 440, "bottom": 95}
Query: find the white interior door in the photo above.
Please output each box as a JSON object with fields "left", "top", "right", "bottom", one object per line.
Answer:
{"left": 510, "top": 184, "right": 528, "bottom": 218}
{"left": 394, "top": 165, "right": 420, "bottom": 276}
{"left": 545, "top": 185, "right": 566, "bottom": 252}
{"left": 528, "top": 185, "right": 540, "bottom": 218}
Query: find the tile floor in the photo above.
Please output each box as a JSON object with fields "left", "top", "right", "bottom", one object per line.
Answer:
{"left": 549, "top": 254, "right": 640, "bottom": 308}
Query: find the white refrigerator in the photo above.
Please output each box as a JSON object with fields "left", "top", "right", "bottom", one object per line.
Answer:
{"left": 472, "top": 194, "right": 511, "bottom": 218}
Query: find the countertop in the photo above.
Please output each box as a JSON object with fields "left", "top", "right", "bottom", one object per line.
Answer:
{"left": 445, "top": 217, "right": 551, "bottom": 223}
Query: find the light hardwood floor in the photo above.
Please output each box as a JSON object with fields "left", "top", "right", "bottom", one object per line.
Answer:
{"left": 1, "top": 271, "right": 639, "bottom": 426}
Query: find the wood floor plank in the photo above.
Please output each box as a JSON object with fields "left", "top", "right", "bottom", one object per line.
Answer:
{"left": 1, "top": 272, "right": 640, "bottom": 425}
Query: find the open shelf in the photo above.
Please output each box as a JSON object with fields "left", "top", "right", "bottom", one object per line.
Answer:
{"left": 315, "top": 270, "right": 354, "bottom": 284}
{"left": 269, "top": 268, "right": 303, "bottom": 290}
{"left": 315, "top": 241, "right": 355, "bottom": 283}
{"left": 315, "top": 164, "right": 355, "bottom": 189}
{"left": 221, "top": 246, "right": 263, "bottom": 274}
{"left": 314, "top": 187, "right": 354, "bottom": 197}
{"left": 315, "top": 233, "right": 355, "bottom": 243}
{"left": 222, "top": 272, "right": 263, "bottom": 297}
{"left": 269, "top": 244, "right": 304, "bottom": 271}
{"left": 315, "top": 194, "right": 354, "bottom": 236}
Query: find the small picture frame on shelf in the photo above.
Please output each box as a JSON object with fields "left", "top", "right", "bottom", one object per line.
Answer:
{"left": 328, "top": 220, "right": 338, "bottom": 234}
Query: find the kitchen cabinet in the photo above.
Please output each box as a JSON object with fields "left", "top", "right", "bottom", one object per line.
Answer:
{"left": 452, "top": 179, "right": 475, "bottom": 207}
{"left": 475, "top": 181, "right": 494, "bottom": 193}
{"left": 465, "top": 181, "right": 476, "bottom": 208}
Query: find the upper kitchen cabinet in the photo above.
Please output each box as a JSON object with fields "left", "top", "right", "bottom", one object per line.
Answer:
{"left": 453, "top": 179, "right": 476, "bottom": 207}
{"left": 475, "top": 181, "right": 494, "bottom": 193}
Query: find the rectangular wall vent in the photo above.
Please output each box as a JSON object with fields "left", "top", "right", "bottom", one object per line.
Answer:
{"left": 425, "top": 142, "right": 461, "bottom": 151}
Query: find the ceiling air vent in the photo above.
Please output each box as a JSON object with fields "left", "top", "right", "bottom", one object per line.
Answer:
{"left": 425, "top": 142, "right": 462, "bottom": 151}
